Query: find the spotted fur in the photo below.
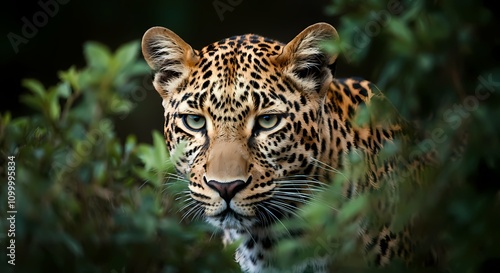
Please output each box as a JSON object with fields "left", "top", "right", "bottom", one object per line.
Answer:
{"left": 142, "top": 23, "right": 419, "bottom": 272}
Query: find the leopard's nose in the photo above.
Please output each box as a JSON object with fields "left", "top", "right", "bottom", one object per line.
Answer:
{"left": 205, "top": 177, "right": 250, "bottom": 203}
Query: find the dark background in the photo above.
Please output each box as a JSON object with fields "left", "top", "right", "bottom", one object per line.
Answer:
{"left": 1, "top": 0, "right": 348, "bottom": 143}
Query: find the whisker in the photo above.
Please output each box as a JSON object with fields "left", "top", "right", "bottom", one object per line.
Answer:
{"left": 243, "top": 226, "right": 257, "bottom": 245}
{"left": 266, "top": 200, "right": 304, "bottom": 220}
{"left": 180, "top": 202, "right": 202, "bottom": 223}
{"left": 272, "top": 190, "right": 342, "bottom": 213}
{"left": 256, "top": 204, "right": 273, "bottom": 226}
{"left": 209, "top": 228, "right": 219, "bottom": 242}
{"left": 177, "top": 199, "right": 197, "bottom": 213}
{"left": 257, "top": 204, "right": 291, "bottom": 238}
{"left": 309, "top": 157, "right": 351, "bottom": 184}
{"left": 139, "top": 180, "right": 149, "bottom": 189}
{"left": 274, "top": 178, "right": 328, "bottom": 188}
{"left": 174, "top": 190, "right": 192, "bottom": 200}
{"left": 270, "top": 194, "right": 310, "bottom": 205}
{"left": 274, "top": 180, "right": 327, "bottom": 187}
{"left": 163, "top": 174, "right": 189, "bottom": 185}
{"left": 192, "top": 206, "right": 205, "bottom": 222}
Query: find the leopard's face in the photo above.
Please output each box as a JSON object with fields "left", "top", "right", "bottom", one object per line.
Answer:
{"left": 142, "top": 24, "right": 338, "bottom": 230}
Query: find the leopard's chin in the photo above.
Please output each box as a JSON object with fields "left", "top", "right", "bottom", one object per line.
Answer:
{"left": 206, "top": 210, "right": 258, "bottom": 230}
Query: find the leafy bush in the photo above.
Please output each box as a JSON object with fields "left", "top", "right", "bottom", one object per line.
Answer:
{"left": 274, "top": 0, "right": 500, "bottom": 272}
{"left": 0, "top": 41, "right": 237, "bottom": 273}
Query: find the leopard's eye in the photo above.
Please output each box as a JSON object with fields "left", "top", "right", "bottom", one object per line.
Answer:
{"left": 183, "top": 115, "right": 206, "bottom": 131}
{"left": 257, "top": 115, "right": 280, "bottom": 130}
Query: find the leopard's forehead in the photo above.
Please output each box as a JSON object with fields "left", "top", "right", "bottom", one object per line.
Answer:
{"left": 173, "top": 35, "right": 293, "bottom": 132}
{"left": 192, "top": 34, "right": 284, "bottom": 88}
{"left": 199, "top": 34, "right": 284, "bottom": 58}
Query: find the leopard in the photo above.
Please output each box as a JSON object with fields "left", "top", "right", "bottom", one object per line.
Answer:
{"left": 141, "top": 22, "right": 430, "bottom": 273}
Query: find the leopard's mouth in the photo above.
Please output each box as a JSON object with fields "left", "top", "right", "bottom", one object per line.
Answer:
{"left": 217, "top": 209, "right": 241, "bottom": 221}
{"left": 206, "top": 200, "right": 291, "bottom": 230}
{"left": 207, "top": 208, "right": 258, "bottom": 229}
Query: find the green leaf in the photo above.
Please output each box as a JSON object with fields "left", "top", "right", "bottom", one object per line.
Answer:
{"left": 136, "top": 131, "right": 173, "bottom": 186}
{"left": 387, "top": 18, "right": 413, "bottom": 46}
{"left": 47, "top": 88, "right": 61, "bottom": 121}
{"left": 354, "top": 104, "right": 370, "bottom": 126}
{"left": 0, "top": 112, "right": 11, "bottom": 127}
{"left": 22, "top": 79, "right": 46, "bottom": 97}
{"left": 20, "top": 94, "right": 44, "bottom": 111}
{"left": 56, "top": 81, "right": 71, "bottom": 98}
{"left": 109, "top": 93, "right": 133, "bottom": 114}
{"left": 84, "top": 41, "right": 111, "bottom": 69}
{"left": 113, "top": 61, "right": 151, "bottom": 88}
{"left": 113, "top": 40, "right": 140, "bottom": 70}
{"left": 60, "top": 233, "right": 83, "bottom": 257}
{"left": 338, "top": 195, "right": 367, "bottom": 223}
{"left": 58, "top": 66, "right": 81, "bottom": 92}
{"left": 93, "top": 160, "right": 106, "bottom": 184}
{"left": 124, "top": 135, "right": 137, "bottom": 156}
{"left": 152, "top": 130, "right": 169, "bottom": 161}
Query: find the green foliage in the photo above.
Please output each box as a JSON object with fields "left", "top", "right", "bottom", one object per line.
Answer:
{"left": 0, "top": 41, "right": 237, "bottom": 273}
{"left": 275, "top": 0, "right": 500, "bottom": 272}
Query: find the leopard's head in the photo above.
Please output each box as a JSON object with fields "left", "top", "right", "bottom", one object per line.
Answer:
{"left": 142, "top": 23, "right": 338, "bottom": 230}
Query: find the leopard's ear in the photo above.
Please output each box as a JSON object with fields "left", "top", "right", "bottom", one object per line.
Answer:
{"left": 273, "top": 23, "right": 339, "bottom": 93}
{"left": 142, "top": 27, "right": 199, "bottom": 97}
